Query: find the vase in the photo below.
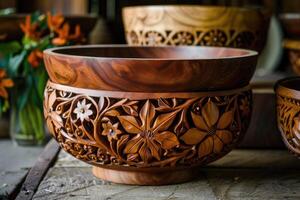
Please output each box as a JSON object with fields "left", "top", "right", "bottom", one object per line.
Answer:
{"left": 9, "top": 78, "right": 46, "bottom": 146}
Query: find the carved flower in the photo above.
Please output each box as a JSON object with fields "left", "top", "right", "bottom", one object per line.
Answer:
{"left": 73, "top": 99, "right": 93, "bottom": 122}
{"left": 240, "top": 98, "right": 250, "bottom": 117}
{"left": 145, "top": 31, "right": 163, "bottom": 46}
{"left": 291, "top": 117, "right": 300, "bottom": 146}
{"left": 201, "top": 30, "right": 227, "bottom": 46}
{"left": 180, "top": 100, "right": 233, "bottom": 158}
{"left": 102, "top": 121, "right": 122, "bottom": 141}
{"left": 173, "top": 31, "right": 193, "bottom": 45}
{"left": 118, "top": 100, "right": 179, "bottom": 163}
{"left": 128, "top": 31, "right": 139, "bottom": 45}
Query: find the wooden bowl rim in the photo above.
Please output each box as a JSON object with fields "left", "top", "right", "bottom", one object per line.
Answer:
{"left": 44, "top": 45, "right": 258, "bottom": 61}
{"left": 48, "top": 80, "right": 251, "bottom": 100}
{"left": 122, "top": 5, "right": 266, "bottom": 13}
{"left": 275, "top": 77, "right": 300, "bottom": 99}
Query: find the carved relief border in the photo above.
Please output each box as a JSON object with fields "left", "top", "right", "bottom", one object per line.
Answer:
{"left": 126, "top": 30, "right": 261, "bottom": 51}
{"left": 44, "top": 83, "right": 252, "bottom": 168}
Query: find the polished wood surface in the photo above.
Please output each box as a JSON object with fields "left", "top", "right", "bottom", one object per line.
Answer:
{"left": 44, "top": 45, "right": 258, "bottom": 92}
{"left": 275, "top": 77, "right": 300, "bottom": 157}
{"left": 283, "top": 39, "right": 300, "bottom": 75}
{"left": 44, "top": 81, "right": 252, "bottom": 185}
{"left": 122, "top": 5, "right": 270, "bottom": 52}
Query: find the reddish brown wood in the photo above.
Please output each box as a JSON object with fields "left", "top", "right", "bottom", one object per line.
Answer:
{"left": 122, "top": 5, "right": 270, "bottom": 52}
{"left": 279, "top": 13, "right": 300, "bottom": 39}
{"left": 275, "top": 77, "right": 300, "bottom": 157}
{"left": 44, "top": 81, "right": 252, "bottom": 185}
{"left": 43, "top": 45, "right": 258, "bottom": 92}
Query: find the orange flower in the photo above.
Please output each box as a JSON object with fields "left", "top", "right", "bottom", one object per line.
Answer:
{"left": 20, "top": 15, "right": 40, "bottom": 40}
{"left": 28, "top": 50, "right": 43, "bottom": 68}
{"left": 52, "top": 23, "right": 85, "bottom": 46}
{"left": 0, "top": 69, "right": 14, "bottom": 99}
{"left": 47, "top": 12, "right": 64, "bottom": 31}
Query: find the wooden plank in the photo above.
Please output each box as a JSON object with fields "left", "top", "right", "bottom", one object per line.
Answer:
{"left": 0, "top": 170, "right": 27, "bottom": 200}
{"left": 33, "top": 167, "right": 217, "bottom": 200}
{"left": 15, "top": 139, "right": 60, "bottom": 200}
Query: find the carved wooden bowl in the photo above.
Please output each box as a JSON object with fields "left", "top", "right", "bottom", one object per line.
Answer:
{"left": 122, "top": 5, "right": 270, "bottom": 52}
{"left": 43, "top": 45, "right": 258, "bottom": 92}
{"left": 279, "top": 13, "right": 300, "bottom": 39}
{"left": 275, "top": 77, "right": 300, "bottom": 157}
{"left": 283, "top": 39, "right": 300, "bottom": 75}
{"left": 44, "top": 80, "right": 252, "bottom": 185}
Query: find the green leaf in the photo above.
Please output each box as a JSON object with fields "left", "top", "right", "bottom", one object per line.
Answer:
{"left": 0, "top": 41, "right": 21, "bottom": 55}
{"left": 8, "top": 50, "right": 26, "bottom": 76}
{"left": 17, "top": 77, "right": 32, "bottom": 110}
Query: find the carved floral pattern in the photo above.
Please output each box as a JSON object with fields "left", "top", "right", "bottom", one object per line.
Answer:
{"left": 44, "top": 83, "right": 252, "bottom": 168}
{"left": 126, "top": 29, "right": 259, "bottom": 50}
{"left": 276, "top": 95, "right": 300, "bottom": 156}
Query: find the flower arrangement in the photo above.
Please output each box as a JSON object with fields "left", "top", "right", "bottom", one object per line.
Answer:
{"left": 0, "top": 12, "right": 85, "bottom": 145}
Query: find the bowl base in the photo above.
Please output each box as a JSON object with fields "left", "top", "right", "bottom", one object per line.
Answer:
{"left": 92, "top": 166, "right": 200, "bottom": 185}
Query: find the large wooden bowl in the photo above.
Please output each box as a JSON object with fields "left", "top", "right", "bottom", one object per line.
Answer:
{"left": 275, "top": 77, "right": 300, "bottom": 157}
{"left": 44, "top": 80, "right": 252, "bottom": 185}
{"left": 122, "top": 5, "right": 270, "bottom": 52}
{"left": 43, "top": 45, "right": 257, "bottom": 92}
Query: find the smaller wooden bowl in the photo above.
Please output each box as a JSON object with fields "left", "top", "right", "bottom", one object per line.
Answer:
{"left": 43, "top": 45, "right": 258, "bottom": 92}
{"left": 275, "top": 77, "right": 300, "bottom": 157}
{"left": 279, "top": 13, "right": 300, "bottom": 39}
{"left": 283, "top": 39, "right": 300, "bottom": 75}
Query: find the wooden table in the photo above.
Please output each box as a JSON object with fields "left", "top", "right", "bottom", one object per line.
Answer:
{"left": 13, "top": 139, "right": 300, "bottom": 200}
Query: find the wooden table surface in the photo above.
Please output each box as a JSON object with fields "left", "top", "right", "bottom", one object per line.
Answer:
{"left": 31, "top": 148, "right": 300, "bottom": 200}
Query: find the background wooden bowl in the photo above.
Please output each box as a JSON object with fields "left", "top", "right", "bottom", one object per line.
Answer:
{"left": 279, "top": 13, "right": 300, "bottom": 39}
{"left": 44, "top": 81, "right": 252, "bottom": 185}
{"left": 122, "top": 5, "right": 270, "bottom": 52}
{"left": 283, "top": 39, "right": 300, "bottom": 75}
{"left": 275, "top": 77, "right": 300, "bottom": 157}
{"left": 44, "top": 45, "right": 258, "bottom": 92}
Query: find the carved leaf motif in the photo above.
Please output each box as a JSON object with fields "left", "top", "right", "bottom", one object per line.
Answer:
{"left": 148, "top": 140, "right": 161, "bottom": 161}
{"left": 191, "top": 112, "right": 208, "bottom": 131}
{"left": 117, "top": 135, "right": 129, "bottom": 152}
{"left": 180, "top": 128, "right": 207, "bottom": 145}
{"left": 216, "top": 130, "right": 232, "bottom": 144}
{"left": 105, "top": 110, "right": 120, "bottom": 117}
{"left": 217, "top": 110, "right": 233, "bottom": 129}
{"left": 154, "top": 131, "right": 179, "bottom": 150}
{"left": 152, "top": 110, "right": 178, "bottom": 132}
{"left": 98, "top": 96, "right": 105, "bottom": 111}
{"left": 48, "top": 91, "right": 57, "bottom": 109}
{"left": 140, "top": 100, "right": 155, "bottom": 130}
{"left": 213, "top": 136, "right": 223, "bottom": 153}
{"left": 156, "top": 98, "right": 173, "bottom": 112}
{"left": 118, "top": 116, "right": 141, "bottom": 134}
{"left": 139, "top": 143, "right": 152, "bottom": 163}
{"left": 123, "top": 135, "right": 143, "bottom": 154}
{"left": 127, "top": 153, "right": 139, "bottom": 161}
{"left": 202, "top": 100, "right": 219, "bottom": 127}
{"left": 122, "top": 105, "right": 138, "bottom": 116}
{"left": 198, "top": 136, "right": 213, "bottom": 158}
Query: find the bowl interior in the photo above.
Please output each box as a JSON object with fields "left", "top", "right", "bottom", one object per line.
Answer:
{"left": 50, "top": 46, "right": 256, "bottom": 60}
{"left": 277, "top": 77, "right": 300, "bottom": 91}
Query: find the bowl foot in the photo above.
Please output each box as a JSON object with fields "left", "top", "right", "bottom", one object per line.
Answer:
{"left": 92, "top": 167, "right": 200, "bottom": 185}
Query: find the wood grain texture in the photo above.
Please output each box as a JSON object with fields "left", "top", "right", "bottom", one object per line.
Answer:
{"left": 43, "top": 45, "right": 258, "bottom": 92}
{"left": 32, "top": 150, "right": 300, "bottom": 200}
{"left": 275, "top": 77, "right": 300, "bottom": 157}
{"left": 15, "top": 139, "right": 60, "bottom": 200}
{"left": 44, "top": 81, "right": 252, "bottom": 185}
{"left": 122, "top": 5, "right": 270, "bottom": 52}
